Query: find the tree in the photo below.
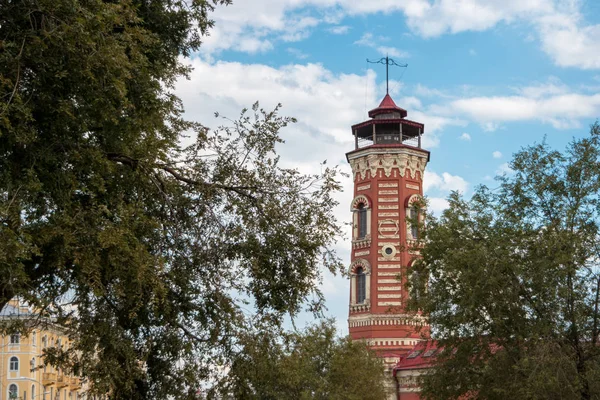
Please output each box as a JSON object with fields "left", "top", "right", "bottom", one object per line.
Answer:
{"left": 0, "top": 1, "right": 343, "bottom": 398}
{"left": 213, "top": 320, "right": 389, "bottom": 400}
{"left": 410, "top": 123, "right": 600, "bottom": 400}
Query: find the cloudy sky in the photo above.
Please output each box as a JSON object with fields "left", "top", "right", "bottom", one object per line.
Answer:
{"left": 175, "top": 0, "right": 600, "bottom": 334}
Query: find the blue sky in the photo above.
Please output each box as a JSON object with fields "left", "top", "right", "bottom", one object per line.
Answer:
{"left": 175, "top": 0, "right": 600, "bottom": 334}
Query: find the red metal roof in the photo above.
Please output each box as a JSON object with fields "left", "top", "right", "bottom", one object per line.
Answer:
{"left": 393, "top": 341, "right": 439, "bottom": 373}
{"left": 368, "top": 94, "right": 408, "bottom": 118}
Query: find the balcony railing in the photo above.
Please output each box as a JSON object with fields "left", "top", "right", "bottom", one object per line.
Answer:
{"left": 70, "top": 377, "right": 82, "bottom": 389}
{"left": 42, "top": 372, "right": 57, "bottom": 385}
{"left": 357, "top": 134, "right": 420, "bottom": 149}
{"left": 57, "top": 374, "right": 68, "bottom": 388}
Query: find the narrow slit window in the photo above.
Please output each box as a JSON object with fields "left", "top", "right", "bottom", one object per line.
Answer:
{"left": 410, "top": 208, "right": 419, "bottom": 239}
{"left": 356, "top": 267, "right": 366, "bottom": 303}
{"left": 358, "top": 204, "right": 367, "bottom": 239}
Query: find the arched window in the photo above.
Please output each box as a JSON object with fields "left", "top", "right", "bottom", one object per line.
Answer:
{"left": 349, "top": 259, "right": 371, "bottom": 309}
{"left": 8, "top": 384, "right": 18, "bottom": 399}
{"left": 31, "top": 357, "right": 36, "bottom": 372}
{"left": 409, "top": 207, "right": 419, "bottom": 239}
{"left": 10, "top": 333, "right": 20, "bottom": 344}
{"left": 10, "top": 356, "right": 19, "bottom": 371}
{"left": 405, "top": 194, "right": 424, "bottom": 240}
{"left": 42, "top": 335, "right": 47, "bottom": 348}
{"left": 356, "top": 267, "right": 366, "bottom": 303}
{"left": 351, "top": 195, "right": 371, "bottom": 241}
{"left": 32, "top": 331, "right": 37, "bottom": 346}
{"left": 357, "top": 204, "right": 367, "bottom": 239}
{"left": 410, "top": 269, "right": 421, "bottom": 302}
{"left": 31, "top": 384, "right": 35, "bottom": 400}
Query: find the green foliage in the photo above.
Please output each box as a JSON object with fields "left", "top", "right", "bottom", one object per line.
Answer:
{"left": 411, "top": 123, "right": 600, "bottom": 400}
{"left": 0, "top": 1, "right": 344, "bottom": 398}
{"left": 214, "top": 320, "right": 389, "bottom": 400}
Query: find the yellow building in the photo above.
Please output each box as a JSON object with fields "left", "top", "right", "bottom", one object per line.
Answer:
{"left": 0, "top": 300, "right": 84, "bottom": 400}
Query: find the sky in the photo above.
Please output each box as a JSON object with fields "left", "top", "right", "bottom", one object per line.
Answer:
{"left": 175, "top": 0, "right": 600, "bottom": 335}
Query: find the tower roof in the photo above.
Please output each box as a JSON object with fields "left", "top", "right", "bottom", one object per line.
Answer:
{"left": 368, "top": 94, "right": 408, "bottom": 118}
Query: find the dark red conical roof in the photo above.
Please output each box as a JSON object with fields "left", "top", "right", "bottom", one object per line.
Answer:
{"left": 368, "top": 94, "right": 407, "bottom": 118}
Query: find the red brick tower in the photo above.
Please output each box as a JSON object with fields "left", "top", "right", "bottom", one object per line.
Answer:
{"left": 346, "top": 94, "right": 430, "bottom": 366}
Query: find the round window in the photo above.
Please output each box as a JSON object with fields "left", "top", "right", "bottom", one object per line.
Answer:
{"left": 381, "top": 244, "right": 397, "bottom": 258}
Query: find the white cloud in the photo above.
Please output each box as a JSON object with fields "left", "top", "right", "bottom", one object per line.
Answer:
{"left": 376, "top": 46, "right": 410, "bottom": 59}
{"left": 496, "top": 162, "right": 514, "bottom": 175}
{"left": 536, "top": 11, "right": 600, "bottom": 70}
{"left": 287, "top": 47, "right": 309, "bottom": 59}
{"left": 469, "top": 48, "right": 477, "bottom": 56}
{"left": 428, "top": 197, "right": 450, "bottom": 216}
{"left": 354, "top": 33, "right": 409, "bottom": 59}
{"left": 201, "top": 1, "right": 600, "bottom": 70}
{"left": 459, "top": 132, "right": 471, "bottom": 141}
{"left": 328, "top": 25, "right": 350, "bottom": 34}
{"left": 423, "top": 171, "right": 468, "bottom": 194}
{"left": 439, "top": 86, "right": 600, "bottom": 129}
{"left": 493, "top": 151, "right": 502, "bottom": 159}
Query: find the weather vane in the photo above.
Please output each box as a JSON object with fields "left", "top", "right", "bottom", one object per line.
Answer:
{"left": 367, "top": 56, "right": 408, "bottom": 94}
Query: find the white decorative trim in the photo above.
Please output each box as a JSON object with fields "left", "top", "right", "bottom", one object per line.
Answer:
{"left": 378, "top": 204, "right": 398, "bottom": 210}
{"left": 378, "top": 190, "right": 398, "bottom": 195}
{"left": 378, "top": 301, "right": 402, "bottom": 306}
{"left": 351, "top": 194, "right": 371, "bottom": 209}
{"left": 378, "top": 279, "right": 399, "bottom": 284}
{"left": 357, "top": 184, "right": 371, "bottom": 191}
{"left": 348, "top": 314, "right": 428, "bottom": 328}
{"left": 379, "top": 182, "right": 398, "bottom": 187}
{"left": 378, "top": 293, "right": 401, "bottom": 298}
{"left": 352, "top": 237, "right": 372, "bottom": 249}
{"left": 378, "top": 264, "right": 402, "bottom": 269}
{"left": 348, "top": 150, "right": 428, "bottom": 181}
{"left": 378, "top": 219, "right": 399, "bottom": 238}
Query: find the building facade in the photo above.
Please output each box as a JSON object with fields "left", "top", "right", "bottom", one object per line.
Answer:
{"left": 0, "top": 300, "right": 85, "bottom": 400}
{"left": 346, "top": 94, "right": 432, "bottom": 398}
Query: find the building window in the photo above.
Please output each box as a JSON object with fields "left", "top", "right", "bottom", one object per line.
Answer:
{"left": 410, "top": 208, "right": 419, "bottom": 239}
{"left": 32, "top": 331, "right": 37, "bottom": 346}
{"left": 31, "top": 384, "right": 35, "bottom": 400}
{"left": 8, "top": 384, "right": 18, "bottom": 399}
{"left": 357, "top": 204, "right": 367, "bottom": 238}
{"left": 405, "top": 194, "right": 424, "bottom": 241}
{"left": 351, "top": 195, "right": 371, "bottom": 240}
{"left": 10, "top": 356, "right": 19, "bottom": 371}
{"left": 410, "top": 269, "right": 421, "bottom": 302}
{"left": 10, "top": 333, "right": 20, "bottom": 344}
{"left": 350, "top": 259, "right": 371, "bottom": 307}
{"left": 356, "top": 267, "right": 366, "bottom": 303}
{"left": 42, "top": 335, "right": 47, "bottom": 348}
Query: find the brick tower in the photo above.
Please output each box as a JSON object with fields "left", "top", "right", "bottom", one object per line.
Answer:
{"left": 346, "top": 94, "right": 430, "bottom": 366}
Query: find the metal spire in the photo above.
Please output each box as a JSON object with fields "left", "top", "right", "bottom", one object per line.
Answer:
{"left": 366, "top": 56, "right": 408, "bottom": 94}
